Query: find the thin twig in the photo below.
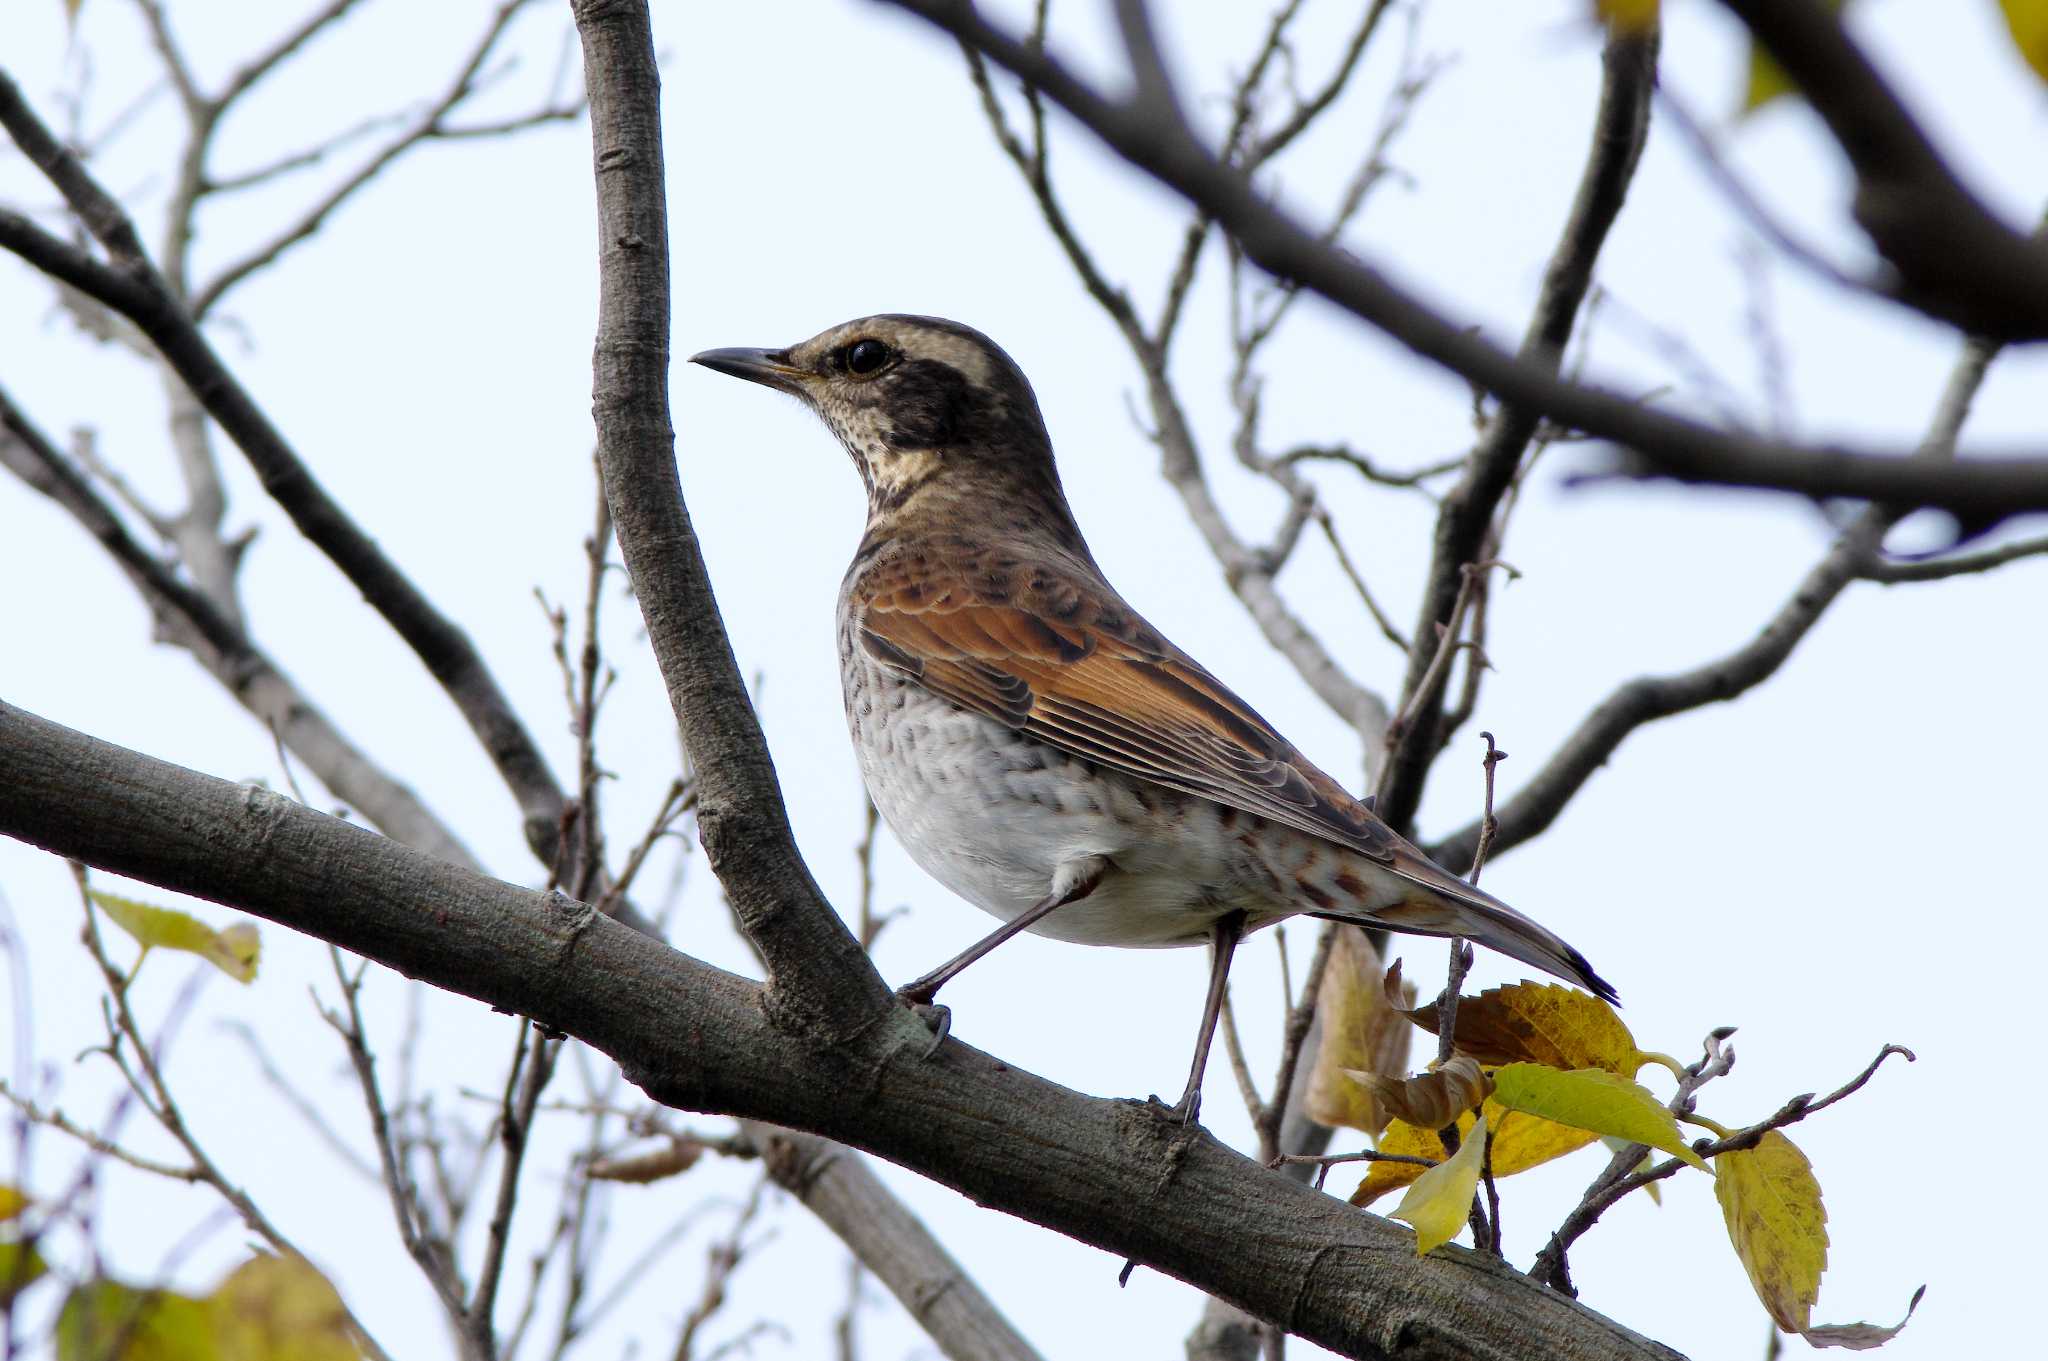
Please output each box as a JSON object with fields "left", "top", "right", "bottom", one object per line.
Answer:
{"left": 1218, "top": 989, "right": 1263, "bottom": 1123}
{"left": 1257, "top": 924, "right": 1336, "bottom": 1159}
{"left": 1533, "top": 1041, "right": 1912, "bottom": 1293}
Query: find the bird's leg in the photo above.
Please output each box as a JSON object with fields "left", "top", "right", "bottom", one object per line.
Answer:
{"left": 1153, "top": 910, "right": 1247, "bottom": 1127}
{"left": 894, "top": 857, "right": 1107, "bottom": 1054}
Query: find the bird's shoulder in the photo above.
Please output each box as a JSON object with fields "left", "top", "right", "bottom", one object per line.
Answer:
{"left": 845, "top": 535, "right": 1396, "bottom": 863}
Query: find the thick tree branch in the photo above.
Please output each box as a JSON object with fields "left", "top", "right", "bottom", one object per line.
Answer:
{"left": 569, "top": 0, "right": 882, "bottom": 1033}
{"left": 742, "top": 1122, "right": 1042, "bottom": 1361}
{"left": 0, "top": 380, "right": 480, "bottom": 871}
{"left": 875, "top": 0, "right": 2048, "bottom": 532}
{"left": 0, "top": 700, "right": 1680, "bottom": 1361}
{"left": 1712, "top": 0, "right": 2048, "bottom": 339}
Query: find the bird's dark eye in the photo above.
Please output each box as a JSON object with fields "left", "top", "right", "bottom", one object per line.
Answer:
{"left": 844, "top": 339, "right": 892, "bottom": 376}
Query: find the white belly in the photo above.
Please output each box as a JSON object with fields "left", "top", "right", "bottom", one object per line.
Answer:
{"left": 842, "top": 650, "right": 1278, "bottom": 947}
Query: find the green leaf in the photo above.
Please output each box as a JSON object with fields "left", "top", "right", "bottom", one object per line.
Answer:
{"left": 90, "top": 891, "right": 260, "bottom": 984}
{"left": 2001, "top": 0, "right": 2048, "bottom": 83}
{"left": 0, "top": 1241, "right": 49, "bottom": 1306}
{"left": 1490, "top": 1064, "right": 1707, "bottom": 1169}
{"left": 57, "top": 1279, "right": 220, "bottom": 1361}
{"left": 1389, "top": 1114, "right": 1487, "bottom": 1255}
{"left": 1715, "top": 1131, "right": 1827, "bottom": 1333}
{"left": 0, "top": 1184, "right": 28, "bottom": 1223}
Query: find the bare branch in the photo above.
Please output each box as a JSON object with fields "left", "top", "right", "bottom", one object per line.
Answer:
{"left": 1534, "top": 1038, "right": 1913, "bottom": 1294}
{"left": 670, "top": 1177, "right": 769, "bottom": 1361}
{"left": 1379, "top": 21, "right": 1655, "bottom": 831}
{"left": 0, "top": 70, "right": 597, "bottom": 893}
{"left": 469, "top": 1026, "right": 560, "bottom": 1356}
{"left": 190, "top": 0, "right": 581, "bottom": 316}
{"left": 1654, "top": 85, "right": 1861, "bottom": 298}
{"left": 203, "top": 108, "right": 410, "bottom": 195}
{"left": 1432, "top": 330, "right": 2006, "bottom": 870}
{"left": 70, "top": 871, "right": 396, "bottom": 1361}
{"left": 962, "top": 4, "right": 1403, "bottom": 756}
{"left": 129, "top": 0, "right": 204, "bottom": 115}
{"left": 0, "top": 1079, "right": 200, "bottom": 1182}
{"left": 572, "top": 0, "right": 885, "bottom": 1029}
{"left": 746, "top": 1123, "right": 1044, "bottom": 1361}
{"left": 877, "top": 0, "right": 2048, "bottom": 530}
{"left": 1858, "top": 534, "right": 2048, "bottom": 583}
{"left": 0, "top": 381, "right": 483, "bottom": 869}
{"left": 217, "top": 0, "right": 374, "bottom": 110}
{"left": 1714, "top": 0, "right": 2048, "bottom": 337}
{"left": 0, "top": 695, "right": 1681, "bottom": 1361}
{"left": 216, "top": 1019, "right": 379, "bottom": 1181}
{"left": 321, "top": 948, "right": 475, "bottom": 1344}
{"left": 1312, "top": 509, "right": 1409, "bottom": 652}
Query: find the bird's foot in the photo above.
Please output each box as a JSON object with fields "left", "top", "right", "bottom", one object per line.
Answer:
{"left": 894, "top": 985, "right": 951, "bottom": 1058}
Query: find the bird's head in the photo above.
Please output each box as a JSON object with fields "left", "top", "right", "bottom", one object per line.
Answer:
{"left": 691, "top": 315, "right": 1073, "bottom": 531}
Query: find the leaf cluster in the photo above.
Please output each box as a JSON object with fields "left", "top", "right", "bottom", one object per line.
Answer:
{"left": 1307, "top": 940, "right": 1919, "bottom": 1348}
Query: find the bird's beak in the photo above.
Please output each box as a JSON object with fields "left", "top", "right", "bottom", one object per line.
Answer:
{"left": 688, "top": 346, "right": 808, "bottom": 398}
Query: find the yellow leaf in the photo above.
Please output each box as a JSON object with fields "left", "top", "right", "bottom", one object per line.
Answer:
{"left": 0, "top": 1184, "right": 28, "bottom": 1222}
{"left": 90, "top": 891, "right": 260, "bottom": 984}
{"left": 2001, "top": 0, "right": 2048, "bottom": 83}
{"left": 1593, "top": 0, "right": 1659, "bottom": 31}
{"left": 0, "top": 1241, "right": 47, "bottom": 1306}
{"left": 1390, "top": 1114, "right": 1487, "bottom": 1255}
{"left": 1399, "top": 980, "right": 1644, "bottom": 1074}
{"left": 209, "top": 1254, "right": 357, "bottom": 1361}
{"left": 1352, "top": 1101, "right": 1598, "bottom": 1206}
{"left": 1491, "top": 1064, "right": 1707, "bottom": 1169}
{"left": 1344, "top": 1055, "right": 1490, "bottom": 1132}
{"left": 1305, "top": 930, "right": 1413, "bottom": 1135}
{"left": 1715, "top": 1131, "right": 1828, "bottom": 1333}
{"left": 1801, "top": 1284, "right": 1925, "bottom": 1351}
{"left": 56, "top": 1278, "right": 219, "bottom": 1360}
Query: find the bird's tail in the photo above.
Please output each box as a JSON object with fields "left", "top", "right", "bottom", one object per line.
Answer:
{"left": 1357, "top": 845, "right": 1618, "bottom": 1004}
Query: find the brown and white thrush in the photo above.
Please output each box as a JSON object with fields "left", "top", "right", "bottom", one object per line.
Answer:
{"left": 692, "top": 314, "right": 1613, "bottom": 1123}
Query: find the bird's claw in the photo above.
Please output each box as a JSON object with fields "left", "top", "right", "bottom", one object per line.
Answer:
{"left": 895, "top": 989, "right": 951, "bottom": 1058}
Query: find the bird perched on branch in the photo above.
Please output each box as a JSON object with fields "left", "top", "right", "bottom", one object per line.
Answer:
{"left": 692, "top": 314, "right": 1613, "bottom": 1124}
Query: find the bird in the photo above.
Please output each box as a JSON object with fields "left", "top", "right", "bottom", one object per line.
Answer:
{"left": 690, "top": 314, "right": 1614, "bottom": 1124}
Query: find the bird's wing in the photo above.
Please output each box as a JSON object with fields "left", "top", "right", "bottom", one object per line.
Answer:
{"left": 853, "top": 554, "right": 1400, "bottom": 866}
